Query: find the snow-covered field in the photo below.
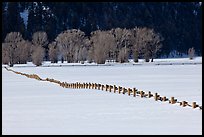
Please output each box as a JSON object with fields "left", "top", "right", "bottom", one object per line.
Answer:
{"left": 2, "top": 57, "right": 202, "bottom": 135}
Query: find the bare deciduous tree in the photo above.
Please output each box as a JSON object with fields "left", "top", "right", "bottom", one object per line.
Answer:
{"left": 130, "top": 27, "right": 163, "bottom": 62}
{"left": 188, "top": 47, "right": 195, "bottom": 60}
{"left": 78, "top": 47, "right": 88, "bottom": 64}
{"left": 32, "top": 31, "right": 48, "bottom": 48}
{"left": 3, "top": 32, "right": 23, "bottom": 66}
{"left": 110, "top": 28, "right": 131, "bottom": 62}
{"left": 16, "top": 40, "right": 32, "bottom": 64}
{"left": 118, "top": 47, "right": 129, "bottom": 63}
{"left": 147, "top": 29, "right": 163, "bottom": 62}
{"left": 32, "top": 46, "right": 45, "bottom": 66}
{"left": 55, "top": 29, "right": 88, "bottom": 63}
{"left": 90, "top": 30, "right": 116, "bottom": 64}
{"left": 132, "top": 50, "right": 139, "bottom": 62}
{"left": 129, "top": 27, "right": 140, "bottom": 62}
{"left": 32, "top": 31, "right": 48, "bottom": 60}
{"left": 2, "top": 28, "right": 163, "bottom": 66}
{"left": 48, "top": 42, "right": 59, "bottom": 63}
{"left": 2, "top": 43, "right": 10, "bottom": 65}
{"left": 5, "top": 32, "right": 23, "bottom": 43}
{"left": 87, "top": 46, "right": 94, "bottom": 63}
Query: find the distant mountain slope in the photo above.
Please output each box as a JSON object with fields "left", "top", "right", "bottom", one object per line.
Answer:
{"left": 2, "top": 2, "right": 202, "bottom": 56}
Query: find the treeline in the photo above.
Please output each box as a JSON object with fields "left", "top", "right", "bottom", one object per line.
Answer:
{"left": 2, "top": 2, "right": 202, "bottom": 56}
{"left": 2, "top": 27, "right": 163, "bottom": 67}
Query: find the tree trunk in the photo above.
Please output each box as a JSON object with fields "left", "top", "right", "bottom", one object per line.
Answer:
{"left": 61, "top": 57, "right": 64, "bottom": 63}
{"left": 9, "top": 63, "right": 14, "bottom": 67}
{"left": 145, "top": 58, "right": 149, "bottom": 62}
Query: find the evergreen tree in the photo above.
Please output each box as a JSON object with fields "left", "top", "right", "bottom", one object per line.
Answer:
{"left": 3, "top": 2, "right": 25, "bottom": 41}
{"left": 2, "top": 2, "right": 202, "bottom": 56}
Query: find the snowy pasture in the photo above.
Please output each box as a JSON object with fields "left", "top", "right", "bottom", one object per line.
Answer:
{"left": 2, "top": 57, "right": 202, "bottom": 135}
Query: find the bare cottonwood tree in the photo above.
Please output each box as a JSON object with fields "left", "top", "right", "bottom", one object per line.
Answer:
{"left": 32, "top": 46, "right": 45, "bottom": 66}
{"left": 87, "top": 46, "right": 94, "bottom": 63}
{"left": 131, "top": 27, "right": 163, "bottom": 62}
{"left": 90, "top": 30, "right": 116, "bottom": 64}
{"left": 78, "top": 47, "right": 88, "bottom": 64}
{"left": 32, "top": 31, "right": 48, "bottom": 60}
{"left": 48, "top": 41, "right": 59, "bottom": 63}
{"left": 129, "top": 27, "right": 140, "bottom": 62}
{"left": 32, "top": 31, "right": 48, "bottom": 48}
{"left": 110, "top": 28, "right": 131, "bottom": 62}
{"left": 3, "top": 32, "right": 23, "bottom": 66}
{"left": 31, "top": 32, "right": 47, "bottom": 66}
{"left": 55, "top": 29, "right": 88, "bottom": 63}
{"left": 118, "top": 47, "right": 129, "bottom": 63}
{"left": 132, "top": 50, "right": 139, "bottom": 63}
{"left": 2, "top": 43, "right": 10, "bottom": 64}
{"left": 188, "top": 47, "right": 195, "bottom": 60}
{"left": 5, "top": 32, "right": 23, "bottom": 44}
{"left": 16, "top": 40, "right": 32, "bottom": 64}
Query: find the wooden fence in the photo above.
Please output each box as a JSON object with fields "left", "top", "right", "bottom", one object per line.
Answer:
{"left": 4, "top": 67, "right": 202, "bottom": 110}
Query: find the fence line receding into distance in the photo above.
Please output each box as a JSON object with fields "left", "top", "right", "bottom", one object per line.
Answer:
{"left": 4, "top": 67, "right": 202, "bottom": 110}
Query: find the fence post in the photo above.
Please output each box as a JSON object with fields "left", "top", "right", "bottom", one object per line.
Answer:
{"left": 182, "top": 101, "right": 187, "bottom": 107}
{"left": 105, "top": 85, "right": 108, "bottom": 91}
{"left": 92, "top": 83, "right": 94, "bottom": 89}
{"left": 133, "top": 88, "right": 136, "bottom": 97}
{"left": 64, "top": 82, "right": 67, "bottom": 88}
{"left": 63, "top": 82, "right": 66, "bottom": 88}
{"left": 154, "top": 93, "right": 158, "bottom": 101}
{"left": 170, "top": 97, "right": 176, "bottom": 104}
{"left": 140, "top": 91, "right": 144, "bottom": 98}
{"left": 122, "top": 88, "right": 126, "bottom": 94}
{"left": 109, "top": 85, "right": 112, "bottom": 92}
{"left": 94, "top": 83, "right": 97, "bottom": 89}
{"left": 101, "top": 85, "right": 104, "bottom": 90}
{"left": 162, "top": 96, "right": 166, "bottom": 101}
{"left": 98, "top": 84, "right": 101, "bottom": 90}
{"left": 75, "top": 82, "right": 77, "bottom": 88}
{"left": 118, "top": 86, "right": 121, "bottom": 94}
{"left": 60, "top": 82, "right": 63, "bottom": 88}
{"left": 128, "top": 88, "right": 131, "bottom": 96}
{"left": 192, "top": 102, "right": 197, "bottom": 108}
{"left": 86, "top": 83, "right": 89, "bottom": 89}
{"left": 148, "top": 91, "right": 152, "bottom": 98}
{"left": 113, "top": 85, "right": 116, "bottom": 93}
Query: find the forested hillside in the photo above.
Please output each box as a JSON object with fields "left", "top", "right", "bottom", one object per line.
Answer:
{"left": 2, "top": 2, "right": 202, "bottom": 57}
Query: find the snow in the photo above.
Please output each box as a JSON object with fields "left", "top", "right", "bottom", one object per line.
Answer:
{"left": 2, "top": 56, "right": 202, "bottom": 68}
{"left": 42, "top": 6, "right": 49, "bottom": 11}
{"left": 20, "top": 9, "right": 29, "bottom": 29}
{"left": 2, "top": 57, "right": 202, "bottom": 135}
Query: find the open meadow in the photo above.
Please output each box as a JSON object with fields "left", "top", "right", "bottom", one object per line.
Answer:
{"left": 2, "top": 57, "right": 202, "bottom": 135}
